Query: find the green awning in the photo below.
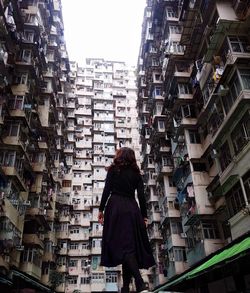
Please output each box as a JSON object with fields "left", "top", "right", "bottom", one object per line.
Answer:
{"left": 154, "top": 236, "right": 250, "bottom": 292}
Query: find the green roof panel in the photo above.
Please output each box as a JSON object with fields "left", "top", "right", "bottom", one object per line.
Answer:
{"left": 154, "top": 236, "right": 250, "bottom": 293}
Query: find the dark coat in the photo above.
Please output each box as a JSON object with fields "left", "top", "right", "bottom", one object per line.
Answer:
{"left": 99, "top": 166, "right": 156, "bottom": 269}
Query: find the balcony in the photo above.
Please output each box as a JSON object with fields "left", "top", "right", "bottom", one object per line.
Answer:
{"left": 1, "top": 197, "right": 21, "bottom": 229}
{"left": 2, "top": 166, "right": 27, "bottom": 191}
{"left": 149, "top": 211, "right": 161, "bottom": 223}
{"left": 91, "top": 247, "right": 101, "bottom": 255}
{"left": 91, "top": 281, "right": 105, "bottom": 292}
{"left": 229, "top": 206, "right": 250, "bottom": 240}
{"left": 3, "top": 134, "right": 29, "bottom": 154}
{"left": 42, "top": 251, "right": 55, "bottom": 262}
{"left": 212, "top": 90, "right": 250, "bottom": 146}
{"left": 166, "top": 234, "right": 186, "bottom": 250}
{"left": 56, "top": 283, "right": 66, "bottom": 292}
{"left": 57, "top": 264, "right": 68, "bottom": 273}
{"left": 56, "top": 194, "right": 70, "bottom": 205}
{"left": 31, "top": 161, "right": 46, "bottom": 173}
{"left": 203, "top": 18, "right": 247, "bottom": 63}
{"left": 38, "top": 140, "right": 48, "bottom": 149}
{"left": 68, "top": 248, "right": 90, "bottom": 257}
{"left": 22, "top": 234, "right": 44, "bottom": 249}
{"left": 149, "top": 230, "right": 162, "bottom": 240}
{"left": 20, "top": 261, "right": 41, "bottom": 280}
{"left": 11, "top": 84, "right": 29, "bottom": 96}
{"left": 56, "top": 231, "right": 69, "bottom": 240}
{"left": 161, "top": 165, "right": 173, "bottom": 174}
{"left": 90, "top": 230, "right": 103, "bottom": 238}
{"left": 167, "top": 261, "right": 188, "bottom": 279}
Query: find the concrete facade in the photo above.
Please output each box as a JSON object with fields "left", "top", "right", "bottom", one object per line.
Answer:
{"left": 137, "top": 0, "right": 250, "bottom": 290}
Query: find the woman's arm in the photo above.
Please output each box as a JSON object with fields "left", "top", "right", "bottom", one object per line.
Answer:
{"left": 137, "top": 174, "right": 148, "bottom": 219}
{"left": 99, "top": 169, "right": 113, "bottom": 212}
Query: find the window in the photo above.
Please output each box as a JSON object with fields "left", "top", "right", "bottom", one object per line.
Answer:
{"left": 8, "top": 124, "right": 19, "bottom": 136}
{"left": 174, "top": 247, "right": 187, "bottom": 261}
{"left": 82, "top": 243, "right": 90, "bottom": 250}
{"left": 170, "top": 42, "right": 185, "bottom": 53}
{"left": 169, "top": 25, "right": 182, "bottom": 34}
{"left": 162, "top": 156, "right": 172, "bottom": 166}
{"left": 231, "top": 111, "right": 250, "bottom": 154}
{"left": 92, "top": 273, "right": 104, "bottom": 283}
{"left": 57, "top": 256, "right": 66, "bottom": 266}
{"left": 182, "top": 104, "right": 196, "bottom": 118}
{"left": 171, "top": 222, "right": 183, "bottom": 234}
{"left": 73, "top": 185, "right": 81, "bottom": 191}
{"left": 202, "top": 221, "right": 219, "bottom": 239}
{"left": 239, "top": 69, "right": 250, "bottom": 89}
{"left": 70, "top": 243, "right": 78, "bottom": 250}
{"left": 219, "top": 141, "right": 232, "bottom": 172}
{"left": 189, "top": 130, "right": 201, "bottom": 144}
{"left": 158, "top": 120, "right": 165, "bottom": 130}
{"left": 152, "top": 58, "right": 159, "bottom": 66}
{"left": 167, "top": 8, "right": 176, "bottom": 18}
{"left": 14, "top": 73, "right": 29, "bottom": 85}
{"left": 70, "top": 228, "right": 79, "bottom": 234}
{"left": 228, "top": 36, "right": 248, "bottom": 53}
{"left": 23, "top": 30, "right": 34, "bottom": 42}
{"left": 62, "top": 180, "right": 71, "bottom": 188}
{"left": 18, "top": 49, "right": 31, "bottom": 63}
{"left": 229, "top": 72, "right": 242, "bottom": 101}
{"left": 193, "top": 162, "right": 207, "bottom": 172}
{"left": 68, "top": 276, "right": 77, "bottom": 284}
{"left": 8, "top": 96, "right": 25, "bottom": 110}
{"left": 81, "top": 277, "right": 90, "bottom": 284}
{"left": 178, "top": 83, "right": 190, "bottom": 94}
{"left": 169, "top": 176, "right": 176, "bottom": 187}
{"left": 69, "top": 259, "right": 78, "bottom": 267}
{"left": 226, "top": 183, "right": 246, "bottom": 217}
{"left": 106, "top": 272, "right": 118, "bottom": 283}
{"left": 155, "top": 74, "right": 161, "bottom": 81}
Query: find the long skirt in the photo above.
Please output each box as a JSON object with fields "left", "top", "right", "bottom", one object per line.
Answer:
{"left": 100, "top": 194, "right": 156, "bottom": 269}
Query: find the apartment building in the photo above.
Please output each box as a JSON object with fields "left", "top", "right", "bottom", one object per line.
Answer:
{"left": 0, "top": 0, "right": 142, "bottom": 291}
{"left": 137, "top": 0, "right": 250, "bottom": 292}
{"left": 54, "top": 58, "right": 141, "bottom": 293}
{"left": 0, "top": 0, "right": 72, "bottom": 292}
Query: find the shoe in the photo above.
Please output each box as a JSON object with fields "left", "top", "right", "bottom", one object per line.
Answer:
{"left": 121, "top": 287, "right": 130, "bottom": 293}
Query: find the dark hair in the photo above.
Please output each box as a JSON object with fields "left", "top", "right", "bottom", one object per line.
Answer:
{"left": 108, "top": 147, "right": 140, "bottom": 173}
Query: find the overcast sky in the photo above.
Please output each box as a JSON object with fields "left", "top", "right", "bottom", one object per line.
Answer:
{"left": 61, "top": 0, "right": 146, "bottom": 66}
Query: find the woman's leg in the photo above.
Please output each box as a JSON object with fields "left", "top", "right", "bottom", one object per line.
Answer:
{"left": 123, "top": 253, "right": 147, "bottom": 292}
{"left": 121, "top": 263, "right": 132, "bottom": 293}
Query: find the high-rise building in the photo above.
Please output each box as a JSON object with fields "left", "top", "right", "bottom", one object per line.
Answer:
{"left": 0, "top": 1, "right": 143, "bottom": 292}
{"left": 0, "top": 0, "right": 71, "bottom": 291}
{"left": 56, "top": 58, "right": 142, "bottom": 293}
{"left": 137, "top": 0, "right": 250, "bottom": 291}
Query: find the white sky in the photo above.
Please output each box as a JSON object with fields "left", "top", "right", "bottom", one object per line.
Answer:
{"left": 61, "top": 0, "right": 146, "bottom": 66}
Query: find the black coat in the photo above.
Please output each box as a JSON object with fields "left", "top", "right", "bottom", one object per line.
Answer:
{"left": 99, "top": 166, "right": 156, "bottom": 269}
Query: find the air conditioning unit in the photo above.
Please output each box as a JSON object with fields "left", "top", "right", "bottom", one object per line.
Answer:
{"left": 180, "top": 232, "right": 187, "bottom": 238}
{"left": 218, "top": 85, "right": 229, "bottom": 96}
{"left": 23, "top": 200, "right": 31, "bottom": 207}
{"left": 16, "top": 245, "right": 24, "bottom": 251}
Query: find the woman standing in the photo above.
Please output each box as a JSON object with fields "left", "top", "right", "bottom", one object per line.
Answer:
{"left": 98, "top": 147, "right": 155, "bottom": 293}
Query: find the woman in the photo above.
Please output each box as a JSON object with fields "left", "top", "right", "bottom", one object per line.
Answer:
{"left": 98, "top": 147, "right": 155, "bottom": 293}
